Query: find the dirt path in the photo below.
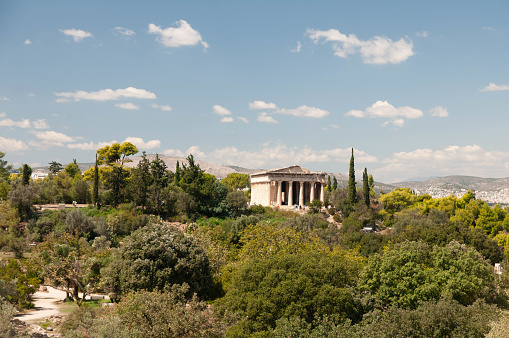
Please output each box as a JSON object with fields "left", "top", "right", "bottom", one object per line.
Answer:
{"left": 15, "top": 286, "right": 67, "bottom": 323}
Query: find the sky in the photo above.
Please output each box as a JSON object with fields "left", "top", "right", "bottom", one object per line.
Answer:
{"left": 1, "top": 0, "right": 509, "bottom": 183}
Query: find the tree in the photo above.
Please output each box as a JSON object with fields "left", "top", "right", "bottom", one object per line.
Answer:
{"left": 332, "top": 176, "right": 338, "bottom": 190}
{"left": 7, "top": 183, "right": 38, "bottom": 220}
{"left": 149, "top": 154, "right": 169, "bottom": 215}
{"left": 326, "top": 175, "right": 332, "bottom": 192}
{"left": 347, "top": 148, "right": 357, "bottom": 205}
{"left": 0, "top": 151, "right": 12, "bottom": 179}
{"left": 363, "top": 168, "right": 370, "bottom": 207}
{"left": 93, "top": 154, "right": 99, "bottom": 206}
{"left": 130, "top": 152, "right": 150, "bottom": 210}
{"left": 22, "top": 163, "right": 31, "bottom": 185}
{"left": 48, "top": 161, "right": 62, "bottom": 175}
{"left": 104, "top": 223, "right": 212, "bottom": 298}
{"left": 221, "top": 173, "right": 250, "bottom": 191}
{"left": 64, "top": 159, "right": 81, "bottom": 179}
{"left": 368, "top": 174, "right": 374, "bottom": 196}
{"left": 358, "top": 240, "right": 496, "bottom": 310}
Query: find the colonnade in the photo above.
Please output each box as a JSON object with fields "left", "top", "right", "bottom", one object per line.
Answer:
{"left": 275, "top": 180, "right": 325, "bottom": 207}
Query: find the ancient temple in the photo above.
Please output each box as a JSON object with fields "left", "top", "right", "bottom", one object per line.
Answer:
{"left": 250, "top": 165, "right": 326, "bottom": 207}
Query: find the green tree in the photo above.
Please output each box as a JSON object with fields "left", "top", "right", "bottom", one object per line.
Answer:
{"left": 48, "top": 161, "right": 62, "bottom": 175}
{"left": 368, "top": 174, "right": 374, "bottom": 196}
{"left": 104, "top": 223, "right": 212, "bottom": 298}
{"left": 221, "top": 173, "right": 251, "bottom": 192}
{"left": 64, "top": 159, "right": 81, "bottom": 179}
{"left": 130, "top": 152, "right": 150, "bottom": 210}
{"left": 149, "top": 154, "right": 169, "bottom": 215}
{"left": 7, "top": 183, "right": 38, "bottom": 220}
{"left": 0, "top": 258, "right": 40, "bottom": 308}
{"left": 363, "top": 168, "right": 370, "bottom": 207}
{"left": 326, "top": 175, "right": 332, "bottom": 192}
{"left": 358, "top": 240, "right": 496, "bottom": 310}
{"left": 347, "top": 148, "right": 357, "bottom": 205}
{"left": 93, "top": 154, "right": 99, "bottom": 206}
{"left": 0, "top": 151, "right": 12, "bottom": 179}
{"left": 22, "top": 163, "right": 31, "bottom": 185}
{"left": 332, "top": 176, "right": 338, "bottom": 190}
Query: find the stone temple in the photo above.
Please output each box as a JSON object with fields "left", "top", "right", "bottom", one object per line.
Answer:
{"left": 250, "top": 165, "right": 326, "bottom": 207}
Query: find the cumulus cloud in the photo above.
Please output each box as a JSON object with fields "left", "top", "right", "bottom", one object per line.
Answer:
{"left": 306, "top": 28, "right": 414, "bottom": 64}
{"left": 54, "top": 87, "right": 156, "bottom": 102}
{"left": 249, "top": 100, "right": 278, "bottom": 110}
{"left": 213, "top": 105, "right": 232, "bottom": 116}
{"left": 480, "top": 83, "right": 509, "bottom": 92}
{"left": 114, "top": 27, "right": 135, "bottom": 36}
{"left": 291, "top": 41, "right": 302, "bottom": 53}
{"left": 277, "top": 105, "right": 330, "bottom": 118}
{"left": 32, "top": 119, "right": 50, "bottom": 129}
{"left": 163, "top": 148, "right": 185, "bottom": 157}
{"left": 24, "top": 39, "right": 32, "bottom": 45}
{"left": 257, "top": 112, "right": 278, "bottom": 124}
{"left": 0, "top": 136, "right": 28, "bottom": 151}
{"left": 0, "top": 97, "right": 8, "bottom": 101}
{"left": 115, "top": 102, "right": 140, "bottom": 110}
{"left": 373, "top": 145, "right": 509, "bottom": 183}
{"left": 237, "top": 117, "right": 249, "bottom": 123}
{"left": 31, "top": 130, "right": 75, "bottom": 147}
{"left": 123, "top": 137, "right": 161, "bottom": 149}
{"left": 148, "top": 20, "right": 209, "bottom": 50}
{"left": 346, "top": 100, "right": 423, "bottom": 127}
{"left": 430, "top": 106, "right": 449, "bottom": 117}
{"left": 151, "top": 103, "right": 172, "bottom": 111}
{"left": 162, "top": 143, "right": 377, "bottom": 170}
{"left": 67, "top": 141, "right": 116, "bottom": 151}
{"left": 59, "top": 28, "right": 93, "bottom": 42}
{"left": 0, "top": 118, "right": 32, "bottom": 128}
{"left": 220, "top": 116, "right": 234, "bottom": 123}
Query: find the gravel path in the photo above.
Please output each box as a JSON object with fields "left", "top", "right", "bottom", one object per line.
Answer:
{"left": 15, "top": 286, "right": 67, "bottom": 323}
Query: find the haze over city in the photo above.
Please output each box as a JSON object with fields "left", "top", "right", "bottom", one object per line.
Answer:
{"left": 1, "top": 0, "right": 509, "bottom": 183}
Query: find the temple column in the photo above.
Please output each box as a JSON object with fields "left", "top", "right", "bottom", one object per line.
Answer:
{"left": 277, "top": 181, "right": 282, "bottom": 206}
{"left": 288, "top": 181, "right": 293, "bottom": 206}
{"left": 320, "top": 183, "right": 325, "bottom": 203}
{"left": 299, "top": 182, "right": 304, "bottom": 206}
{"left": 310, "top": 182, "right": 315, "bottom": 202}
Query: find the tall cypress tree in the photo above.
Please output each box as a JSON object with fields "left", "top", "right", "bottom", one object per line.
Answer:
{"left": 332, "top": 176, "right": 338, "bottom": 190}
{"left": 22, "top": 164, "right": 31, "bottom": 186}
{"left": 363, "top": 168, "right": 370, "bottom": 207}
{"left": 347, "top": 148, "right": 357, "bottom": 204}
{"left": 93, "top": 154, "right": 99, "bottom": 207}
{"left": 326, "top": 175, "right": 331, "bottom": 191}
{"left": 174, "top": 160, "right": 181, "bottom": 186}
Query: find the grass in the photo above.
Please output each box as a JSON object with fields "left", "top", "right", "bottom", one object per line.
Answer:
{"left": 59, "top": 298, "right": 111, "bottom": 313}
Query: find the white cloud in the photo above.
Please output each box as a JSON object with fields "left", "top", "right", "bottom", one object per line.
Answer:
{"left": 330, "top": 124, "right": 339, "bottom": 129}
{"left": 249, "top": 100, "right": 278, "bottom": 110}
{"left": 115, "top": 102, "right": 140, "bottom": 110}
{"left": 31, "top": 130, "right": 75, "bottom": 147}
{"left": 291, "top": 41, "right": 302, "bottom": 53}
{"left": 306, "top": 28, "right": 414, "bottom": 64}
{"left": 151, "top": 103, "right": 172, "bottom": 111}
{"left": 237, "top": 117, "right": 249, "bottom": 123}
{"left": 0, "top": 112, "right": 5, "bottom": 117}
{"left": 213, "top": 105, "right": 232, "bottom": 116}
{"left": 220, "top": 116, "right": 234, "bottom": 123}
{"left": 28, "top": 93, "right": 36, "bottom": 97}
{"left": 24, "top": 39, "right": 32, "bottom": 45}
{"left": 163, "top": 143, "right": 377, "bottom": 170}
{"left": 374, "top": 145, "right": 509, "bottom": 183}
{"left": 54, "top": 87, "right": 156, "bottom": 102}
{"left": 0, "top": 136, "right": 28, "bottom": 151}
{"left": 33, "top": 119, "right": 50, "bottom": 129}
{"left": 430, "top": 106, "right": 448, "bottom": 117}
{"left": 0, "top": 97, "right": 8, "bottom": 101}
{"left": 277, "top": 105, "right": 330, "bottom": 118}
{"left": 0, "top": 118, "right": 32, "bottom": 128}
{"left": 114, "top": 27, "right": 135, "bottom": 36}
{"left": 123, "top": 137, "right": 161, "bottom": 150}
{"left": 67, "top": 141, "right": 116, "bottom": 151}
{"left": 480, "top": 83, "right": 509, "bottom": 92}
{"left": 257, "top": 112, "right": 278, "bottom": 124}
{"left": 163, "top": 148, "right": 185, "bottom": 157}
{"left": 416, "top": 31, "right": 429, "bottom": 37}
{"left": 148, "top": 20, "right": 209, "bottom": 50}
{"left": 346, "top": 100, "right": 423, "bottom": 127}
{"left": 59, "top": 28, "right": 93, "bottom": 42}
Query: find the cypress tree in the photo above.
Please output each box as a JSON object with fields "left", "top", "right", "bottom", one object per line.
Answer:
{"left": 174, "top": 160, "right": 181, "bottom": 186}
{"left": 332, "top": 176, "right": 338, "bottom": 190}
{"left": 363, "top": 168, "right": 370, "bottom": 207}
{"left": 22, "top": 164, "right": 31, "bottom": 186}
{"left": 326, "top": 175, "right": 331, "bottom": 191}
{"left": 347, "top": 148, "right": 357, "bottom": 204}
{"left": 93, "top": 154, "right": 99, "bottom": 207}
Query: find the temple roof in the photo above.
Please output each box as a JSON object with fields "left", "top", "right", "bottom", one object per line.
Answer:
{"left": 251, "top": 165, "right": 324, "bottom": 176}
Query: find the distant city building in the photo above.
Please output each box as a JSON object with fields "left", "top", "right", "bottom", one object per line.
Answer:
{"left": 31, "top": 170, "right": 49, "bottom": 180}
{"left": 250, "top": 165, "right": 326, "bottom": 207}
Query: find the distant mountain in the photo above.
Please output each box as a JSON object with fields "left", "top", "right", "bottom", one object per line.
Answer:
{"left": 393, "top": 175, "right": 508, "bottom": 191}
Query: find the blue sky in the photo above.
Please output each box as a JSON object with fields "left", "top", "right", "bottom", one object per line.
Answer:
{"left": 1, "top": 0, "right": 508, "bottom": 183}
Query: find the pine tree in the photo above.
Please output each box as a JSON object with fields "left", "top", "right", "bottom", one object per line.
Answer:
{"left": 93, "top": 154, "right": 99, "bottom": 207}
{"left": 363, "top": 168, "right": 370, "bottom": 207}
{"left": 347, "top": 148, "right": 357, "bottom": 204}
{"left": 332, "top": 176, "right": 338, "bottom": 190}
